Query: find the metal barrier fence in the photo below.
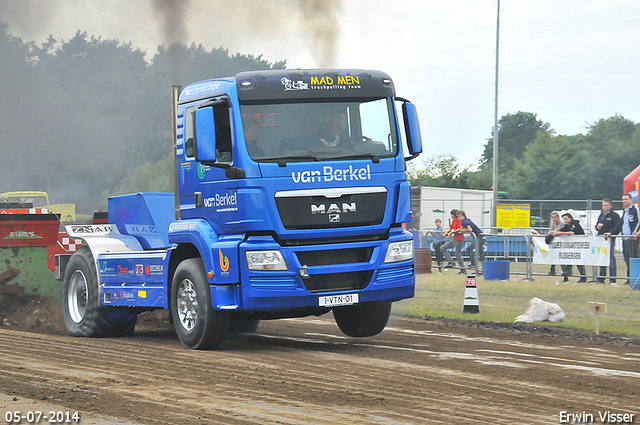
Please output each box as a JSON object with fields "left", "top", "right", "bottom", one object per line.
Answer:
{"left": 411, "top": 198, "right": 626, "bottom": 236}
{"left": 419, "top": 230, "right": 631, "bottom": 282}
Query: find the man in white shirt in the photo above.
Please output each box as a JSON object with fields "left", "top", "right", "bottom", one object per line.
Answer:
{"left": 604, "top": 193, "right": 639, "bottom": 284}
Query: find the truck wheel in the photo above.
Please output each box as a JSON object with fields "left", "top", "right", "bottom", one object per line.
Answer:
{"left": 171, "top": 259, "right": 230, "bottom": 349}
{"left": 62, "top": 247, "right": 137, "bottom": 337}
{"left": 229, "top": 318, "right": 260, "bottom": 333}
{"left": 333, "top": 301, "right": 392, "bottom": 337}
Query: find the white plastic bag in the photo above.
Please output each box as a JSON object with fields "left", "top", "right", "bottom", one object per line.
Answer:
{"left": 514, "top": 297, "right": 565, "bottom": 323}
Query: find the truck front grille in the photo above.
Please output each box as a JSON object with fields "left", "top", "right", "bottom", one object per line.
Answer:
{"left": 303, "top": 271, "right": 373, "bottom": 293}
{"left": 296, "top": 247, "right": 373, "bottom": 267}
{"left": 275, "top": 189, "right": 387, "bottom": 230}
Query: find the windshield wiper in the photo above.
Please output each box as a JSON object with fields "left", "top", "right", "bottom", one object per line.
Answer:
{"left": 322, "top": 154, "right": 381, "bottom": 163}
{"left": 259, "top": 156, "right": 321, "bottom": 167}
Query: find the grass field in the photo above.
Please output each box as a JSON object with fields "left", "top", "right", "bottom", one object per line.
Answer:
{"left": 392, "top": 269, "right": 640, "bottom": 337}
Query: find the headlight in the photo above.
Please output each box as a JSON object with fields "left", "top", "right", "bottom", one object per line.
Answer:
{"left": 245, "top": 250, "right": 288, "bottom": 271}
{"left": 384, "top": 240, "right": 414, "bottom": 263}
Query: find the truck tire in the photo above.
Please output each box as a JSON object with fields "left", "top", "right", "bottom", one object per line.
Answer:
{"left": 171, "top": 259, "right": 230, "bottom": 349}
{"left": 333, "top": 301, "right": 392, "bottom": 337}
{"left": 62, "top": 247, "right": 137, "bottom": 337}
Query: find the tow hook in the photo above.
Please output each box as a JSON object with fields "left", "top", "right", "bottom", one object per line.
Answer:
{"left": 299, "top": 265, "right": 309, "bottom": 279}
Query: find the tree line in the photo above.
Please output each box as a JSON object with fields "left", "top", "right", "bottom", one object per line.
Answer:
{"left": 409, "top": 111, "right": 640, "bottom": 201}
{"left": 0, "top": 23, "right": 284, "bottom": 213}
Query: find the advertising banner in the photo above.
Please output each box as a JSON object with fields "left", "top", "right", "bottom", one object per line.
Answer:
{"left": 532, "top": 235, "right": 610, "bottom": 266}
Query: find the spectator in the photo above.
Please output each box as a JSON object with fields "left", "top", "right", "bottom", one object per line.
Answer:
{"left": 432, "top": 218, "right": 446, "bottom": 274}
{"left": 456, "top": 210, "right": 484, "bottom": 273}
{"left": 605, "top": 193, "right": 639, "bottom": 284}
{"left": 595, "top": 198, "right": 620, "bottom": 286}
{"left": 547, "top": 211, "right": 562, "bottom": 276}
{"left": 441, "top": 209, "right": 465, "bottom": 274}
{"left": 551, "top": 212, "right": 587, "bottom": 283}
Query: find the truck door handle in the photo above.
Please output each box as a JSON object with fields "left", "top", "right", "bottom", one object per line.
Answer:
{"left": 195, "top": 192, "right": 203, "bottom": 208}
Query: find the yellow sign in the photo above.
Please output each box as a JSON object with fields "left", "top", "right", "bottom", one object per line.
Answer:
{"left": 311, "top": 75, "right": 360, "bottom": 86}
{"left": 496, "top": 204, "right": 531, "bottom": 229}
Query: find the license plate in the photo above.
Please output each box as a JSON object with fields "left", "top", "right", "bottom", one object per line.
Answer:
{"left": 318, "top": 293, "right": 359, "bottom": 307}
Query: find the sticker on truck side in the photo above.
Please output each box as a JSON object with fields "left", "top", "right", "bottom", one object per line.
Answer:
{"left": 66, "top": 225, "right": 113, "bottom": 237}
{"left": 318, "top": 293, "right": 359, "bottom": 307}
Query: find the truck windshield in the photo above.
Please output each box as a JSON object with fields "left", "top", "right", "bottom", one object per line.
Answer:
{"left": 2, "top": 195, "right": 48, "bottom": 208}
{"left": 240, "top": 98, "right": 398, "bottom": 162}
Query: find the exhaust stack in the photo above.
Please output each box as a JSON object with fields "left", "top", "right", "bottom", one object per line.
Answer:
{"left": 171, "top": 85, "right": 182, "bottom": 221}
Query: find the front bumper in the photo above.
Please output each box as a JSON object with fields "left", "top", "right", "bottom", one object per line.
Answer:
{"left": 236, "top": 228, "right": 415, "bottom": 311}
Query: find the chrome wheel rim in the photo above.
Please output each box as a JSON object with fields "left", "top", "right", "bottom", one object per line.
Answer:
{"left": 177, "top": 279, "right": 198, "bottom": 331}
{"left": 68, "top": 270, "right": 88, "bottom": 323}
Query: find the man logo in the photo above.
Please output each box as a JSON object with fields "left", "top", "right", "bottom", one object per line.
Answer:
{"left": 311, "top": 202, "right": 356, "bottom": 214}
{"left": 329, "top": 214, "right": 341, "bottom": 223}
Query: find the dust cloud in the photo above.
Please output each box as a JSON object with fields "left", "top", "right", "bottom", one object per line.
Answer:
{"left": 0, "top": 1, "right": 59, "bottom": 36}
{"left": 295, "top": 0, "right": 341, "bottom": 68}
{"left": 153, "top": 0, "right": 343, "bottom": 69}
{"left": 151, "top": 0, "right": 190, "bottom": 83}
{"left": 0, "top": 0, "right": 343, "bottom": 68}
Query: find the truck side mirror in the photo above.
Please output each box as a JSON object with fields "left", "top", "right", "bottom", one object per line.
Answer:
{"left": 402, "top": 102, "right": 423, "bottom": 161}
{"left": 194, "top": 106, "right": 217, "bottom": 164}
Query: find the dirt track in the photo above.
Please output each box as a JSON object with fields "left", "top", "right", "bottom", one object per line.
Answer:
{"left": 1, "top": 310, "right": 640, "bottom": 425}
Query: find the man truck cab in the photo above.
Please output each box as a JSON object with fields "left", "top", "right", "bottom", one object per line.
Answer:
{"left": 59, "top": 69, "right": 422, "bottom": 350}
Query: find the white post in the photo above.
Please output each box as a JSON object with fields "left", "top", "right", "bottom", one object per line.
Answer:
{"left": 491, "top": 0, "right": 501, "bottom": 228}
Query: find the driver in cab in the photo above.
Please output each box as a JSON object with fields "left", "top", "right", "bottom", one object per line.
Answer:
{"left": 319, "top": 113, "right": 351, "bottom": 148}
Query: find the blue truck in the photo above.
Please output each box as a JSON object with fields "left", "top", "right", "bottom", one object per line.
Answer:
{"left": 57, "top": 69, "right": 423, "bottom": 349}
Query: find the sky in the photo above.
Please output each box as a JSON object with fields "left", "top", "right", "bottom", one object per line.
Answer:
{"left": 2, "top": 0, "right": 639, "bottom": 167}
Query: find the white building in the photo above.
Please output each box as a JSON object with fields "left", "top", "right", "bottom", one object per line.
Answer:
{"left": 410, "top": 186, "right": 494, "bottom": 232}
